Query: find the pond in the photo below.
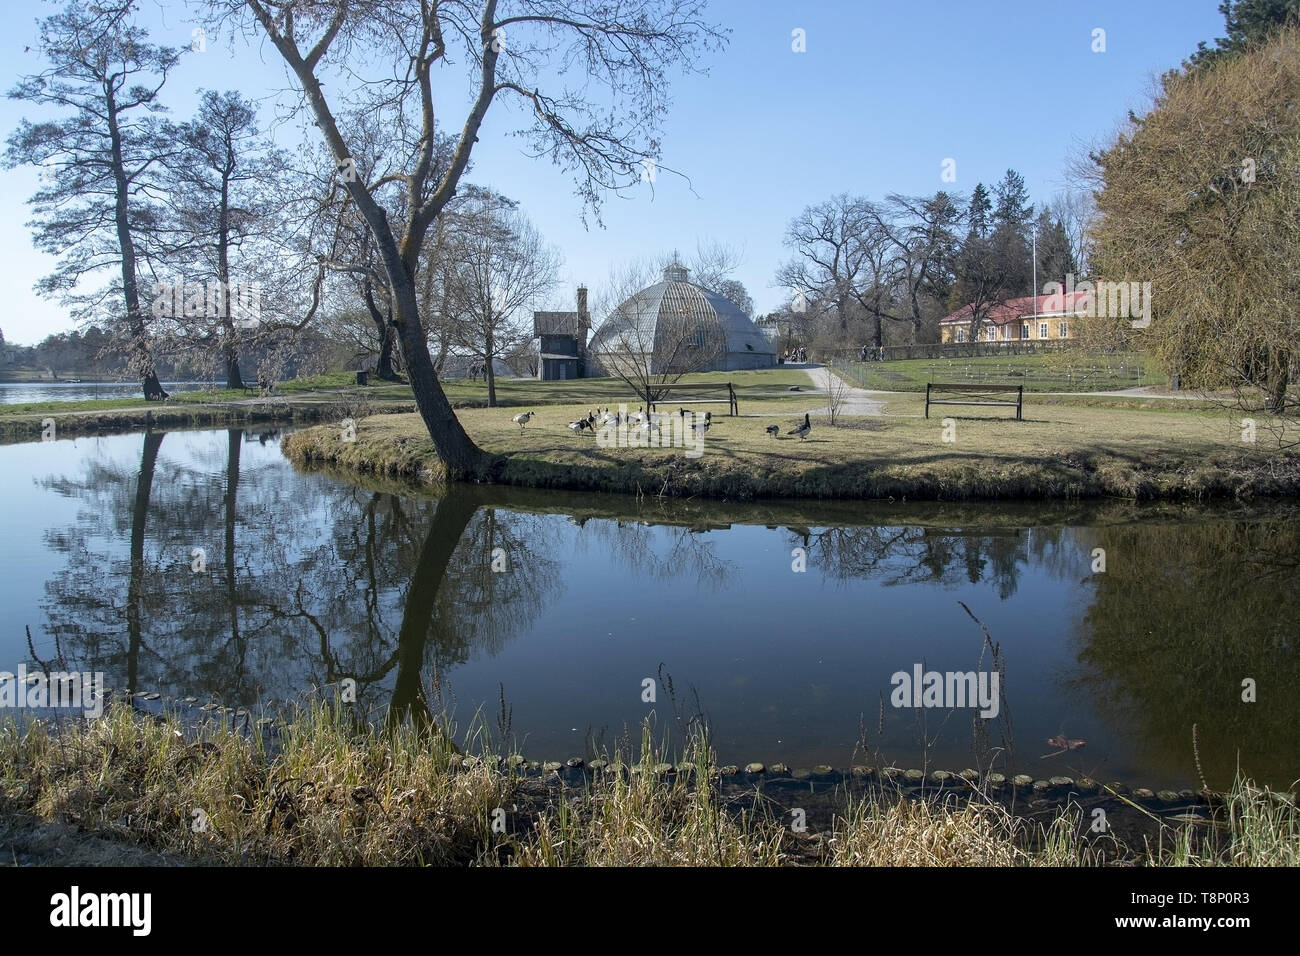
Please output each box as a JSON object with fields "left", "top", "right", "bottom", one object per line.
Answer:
{"left": 0, "top": 381, "right": 210, "bottom": 404}
{"left": 2, "top": 427, "right": 1296, "bottom": 791}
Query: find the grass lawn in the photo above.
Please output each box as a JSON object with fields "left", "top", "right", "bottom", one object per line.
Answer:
{"left": 285, "top": 380, "right": 1298, "bottom": 500}
{"left": 0, "top": 368, "right": 816, "bottom": 422}
{"left": 837, "top": 351, "right": 1165, "bottom": 393}
{"left": 438, "top": 367, "right": 818, "bottom": 409}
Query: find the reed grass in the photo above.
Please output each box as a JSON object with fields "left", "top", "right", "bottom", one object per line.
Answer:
{"left": 2, "top": 705, "right": 1295, "bottom": 867}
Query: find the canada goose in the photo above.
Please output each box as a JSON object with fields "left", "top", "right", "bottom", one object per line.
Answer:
{"left": 678, "top": 407, "right": 691, "bottom": 418}
{"left": 692, "top": 420, "right": 709, "bottom": 437}
{"left": 765, "top": 424, "right": 779, "bottom": 438}
{"left": 511, "top": 411, "right": 534, "bottom": 434}
{"left": 788, "top": 413, "right": 812, "bottom": 441}
{"left": 567, "top": 419, "right": 590, "bottom": 434}
{"left": 630, "top": 405, "right": 645, "bottom": 424}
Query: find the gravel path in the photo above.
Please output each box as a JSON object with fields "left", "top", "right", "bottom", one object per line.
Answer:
{"left": 802, "top": 364, "right": 887, "bottom": 416}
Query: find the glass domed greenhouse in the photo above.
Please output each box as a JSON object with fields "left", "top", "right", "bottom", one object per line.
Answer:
{"left": 589, "top": 263, "right": 776, "bottom": 374}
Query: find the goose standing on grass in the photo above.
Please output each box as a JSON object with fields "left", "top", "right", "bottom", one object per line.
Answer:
{"left": 788, "top": 413, "right": 812, "bottom": 441}
{"left": 511, "top": 411, "right": 534, "bottom": 434}
{"left": 765, "top": 424, "right": 780, "bottom": 438}
{"left": 678, "top": 407, "right": 692, "bottom": 419}
{"left": 568, "top": 419, "right": 590, "bottom": 435}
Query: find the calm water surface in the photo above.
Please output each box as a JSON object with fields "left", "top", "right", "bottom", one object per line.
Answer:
{"left": 1, "top": 428, "right": 1296, "bottom": 790}
{"left": 0, "top": 381, "right": 209, "bottom": 404}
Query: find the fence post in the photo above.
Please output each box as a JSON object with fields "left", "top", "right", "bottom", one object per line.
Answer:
{"left": 925, "top": 383, "right": 932, "bottom": 419}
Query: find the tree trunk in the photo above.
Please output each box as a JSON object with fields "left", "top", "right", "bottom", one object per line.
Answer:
{"left": 1266, "top": 351, "right": 1289, "bottom": 415}
{"left": 223, "top": 322, "right": 245, "bottom": 390}
{"left": 363, "top": 280, "right": 398, "bottom": 380}
{"left": 387, "top": 492, "right": 477, "bottom": 739}
{"left": 392, "top": 281, "right": 484, "bottom": 479}
{"left": 485, "top": 328, "right": 497, "bottom": 407}
{"left": 125, "top": 430, "right": 164, "bottom": 695}
{"left": 275, "top": 52, "right": 482, "bottom": 475}
{"left": 376, "top": 326, "right": 396, "bottom": 379}
{"left": 106, "top": 82, "right": 166, "bottom": 401}
{"left": 224, "top": 429, "right": 243, "bottom": 673}
{"left": 218, "top": 169, "right": 244, "bottom": 390}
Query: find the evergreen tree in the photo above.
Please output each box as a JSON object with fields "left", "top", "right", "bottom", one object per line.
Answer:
{"left": 992, "top": 169, "right": 1033, "bottom": 232}
{"left": 1034, "top": 210, "right": 1077, "bottom": 288}
{"left": 6, "top": 1, "right": 181, "bottom": 400}
{"left": 967, "top": 183, "right": 992, "bottom": 238}
{"left": 1188, "top": 0, "right": 1300, "bottom": 68}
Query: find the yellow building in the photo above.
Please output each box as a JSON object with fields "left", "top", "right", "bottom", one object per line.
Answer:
{"left": 939, "top": 290, "right": 1087, "bottom": 344}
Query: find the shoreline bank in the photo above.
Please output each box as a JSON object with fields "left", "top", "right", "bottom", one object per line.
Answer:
{"left": 281, "top": 413, "right": 1300, "bottom": 502}
{"left": 4, "top": 705, "right": 1293, "bottom": 867}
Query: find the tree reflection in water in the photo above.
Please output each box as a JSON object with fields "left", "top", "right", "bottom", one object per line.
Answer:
{"left": 27, "top": 430, "right": 1299, "bottom": 788}
{"left": 37, "top": 430, "right": 559, "bottom": 728}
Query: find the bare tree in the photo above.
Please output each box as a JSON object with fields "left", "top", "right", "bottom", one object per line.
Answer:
{"left": 210, "top": 0, "right": 724, "bottom": 478}
{"left": 679, "top": 239, "right": 752, "bottom": 314}
{"left": 443, "top": 189, "right": 560, "bottom": 406}
{"left": 869, "top": 192, "right": 963, "bottom": 341}
{"left": 776, "top": 194, "right": 879, "bottom": 336}
{"left": 823, "top": 362, "right": 854, "bottom": 425}
{"left": 1048, "top": 187, "right": 1097, "bottom": 279}
{"left": 158, "top": 90, "right": 286, "bottom": 389}
{"left": 7, "top": 1, "right": 182, "bottom": 399}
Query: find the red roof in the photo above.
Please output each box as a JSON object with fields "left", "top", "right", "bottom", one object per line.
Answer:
{"left": 940, "top": 290, "right": 1090, "bottom": 325}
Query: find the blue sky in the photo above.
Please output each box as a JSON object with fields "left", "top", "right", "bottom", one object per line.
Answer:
{"left": 0, "top": 0, "right": 1227, "bottom": 345}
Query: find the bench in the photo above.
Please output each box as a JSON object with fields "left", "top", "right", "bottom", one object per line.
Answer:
{"left": 925, "top": 383, "right": 1023, "bottom": 420}
{"left": 647, "top": 381, "right": 739, "bottom": 416}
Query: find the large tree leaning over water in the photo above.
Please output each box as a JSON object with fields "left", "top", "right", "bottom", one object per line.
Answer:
{"left": 212, "top": 0, "right": 725, "bottom": 477}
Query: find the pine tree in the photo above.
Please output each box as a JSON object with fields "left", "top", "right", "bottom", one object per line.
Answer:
{"left": 967, "top": 184, "right": 992, "bottom": 238}
{"left": 1188, "top": 0, "right": 1300, "bottom": 68}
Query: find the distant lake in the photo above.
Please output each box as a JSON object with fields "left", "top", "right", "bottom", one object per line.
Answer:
{"left": 2, "top": 427, "right": 1296, "bottom": 791}
{"left": 0, "top": 381, "right": 210, "bottom": 404}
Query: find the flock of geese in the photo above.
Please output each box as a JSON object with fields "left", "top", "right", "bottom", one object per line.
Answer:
{"left": 510, "top": 407, "right": 813, "bottom": 441}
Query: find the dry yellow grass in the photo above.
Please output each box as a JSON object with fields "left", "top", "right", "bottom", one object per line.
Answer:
{"left": 284, "top": 388, "right": 1299, "bottom": 500}
{"left": 3, "top": 709, "right": 1296, "bottom": 867}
